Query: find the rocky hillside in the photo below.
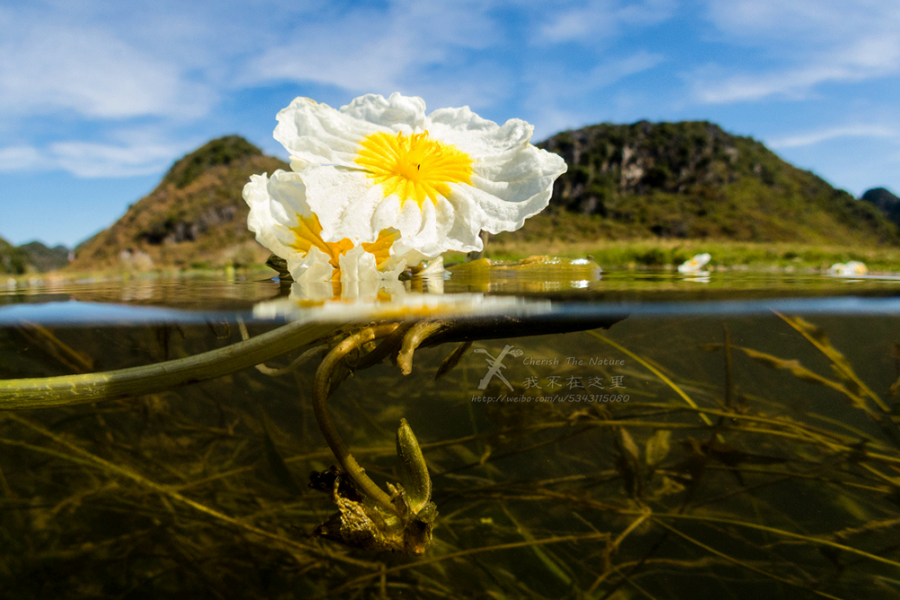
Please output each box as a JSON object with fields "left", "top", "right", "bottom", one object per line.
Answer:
{"left": 70, "top": 136, "right": 287, "bottom": 271}
{"left": 862, "top": 187, "right": 900, "bottom": 228}
{"left": 527, "top": 121, "right": 900, "bottom": 245}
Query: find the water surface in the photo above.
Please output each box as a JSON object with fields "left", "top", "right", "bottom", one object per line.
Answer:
{"left": 1, "top": 269, "right": 899, "bottom": 599}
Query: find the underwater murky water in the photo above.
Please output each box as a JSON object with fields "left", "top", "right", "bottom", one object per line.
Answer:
{"left": 2, "top": 270, "right": 900, "bottom": 599}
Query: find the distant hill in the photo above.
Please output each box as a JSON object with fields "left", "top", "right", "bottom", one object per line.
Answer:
{"left": 861, "top": 187, "right": 900, "bottom": 228}
{"left": 18, "top": 241, "right": 70, "bottom": 272}
{"left": 65, "top": 123, "right": 900, "bottom": 273}
{"left": 0, "top": 235, "right": 29, "bottom": 275}
{"left": 70, "top": 136, "right": 287, "bottom": 271}
{"left": 524, "top": 121, "right": 900, "bottom": 246}
{"left": 0, "top": 236, "right": 63, "bottom": 274}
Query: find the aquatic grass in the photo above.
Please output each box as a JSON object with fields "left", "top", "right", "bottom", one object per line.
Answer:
{"left": 2, "top": 313, "right": 900, "bottom": 597}
{"left": 588, "top": 330, "right": 714, "bottom": 428}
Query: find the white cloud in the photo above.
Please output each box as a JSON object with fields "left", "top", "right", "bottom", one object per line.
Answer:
{"left": 0, "top": 23, "right": 212, "bottom": 120}
{"left": 0, "top": 23, "right": 215, "bottom": 120}
{"left": 705, "top": 0, "right": 900, "bottom": 45}
{"left": 242, "top": 0, "right": 499, "bottom": 93}
{"left": 46, "top": 136, "right": 192, "bottom": 178}
{"left": 0, "top": 146, "right": 41, "bottom": 171}
{"left": 523, "top": 51, "right": 666, "bottom": 138}
{"left": 400, "top": 69, "right": 517, "bottom": 117}
{"left": 584, "top": 51, "right": 666, "bottom": 88}
{"left": 767, "top": 125, "right": 899, "bottom": 149}
{"left": 694, "top": 0, "right": 900, "bottom": 104}
{"left": 0, "top": 0, "right": 332, "bottom": 123}
{"left": 540, "top": 0, "right": 676, "bottom": 43}
{"left": 692, "top": 64, "right": 859, "bottom": 104}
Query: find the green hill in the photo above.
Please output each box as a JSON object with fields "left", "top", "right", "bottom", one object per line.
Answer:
{"left": 17, "top": 241, "right": 70, "bottom": 272}
{"left": 0, "top": 236, "right": 68, "bottom": 274}
{"left": 0, "top": 235, "right": 29, "bottom": 275}
{"left": 862, "top": 187, "right": 900, "bottom": 228}
{"left": 70, "top": 136, "right": 288, "bottom": 272}
{"left": 63, "top": 122, "right": 900, "bottom": 273}
{"left": 506, "top": 121, "right": 900, "bottom": 247}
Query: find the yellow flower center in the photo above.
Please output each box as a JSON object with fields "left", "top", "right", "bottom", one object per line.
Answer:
{"left": 291, "top": 214, "right": 400, "bottom": 281}
{"left": 356, "top": 131, "right": 473, "bottom": 207}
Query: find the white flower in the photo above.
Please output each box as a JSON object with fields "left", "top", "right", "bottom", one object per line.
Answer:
{"left": 828, "top": 261, "right": 868, "bottom": 276}
{"left": 272, "top": 93, "right": 567, "bottom": 256}
{"left": 243, "top": 170, "right": 415, "bottom": 283}
{"left": 678, "top": 253, "right": 711, "bottom": 273}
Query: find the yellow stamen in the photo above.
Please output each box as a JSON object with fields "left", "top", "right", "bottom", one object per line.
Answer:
{"left": 361, "top": 229, "right": 401, "bottom": 268}
{"left": 290, "top": 214, "right": 353, "bottom": 272}
{"left": 356, "top": 130, "right": 473, "bottom": 207}
{"left": 290, "top": 214, "right": 399, "bottom": 280}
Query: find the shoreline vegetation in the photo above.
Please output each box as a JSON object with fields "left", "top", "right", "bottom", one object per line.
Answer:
{"left": 5, "top": 238, "right": 900, "bottom": 285}
{"left": 471, "top": 237, "right": 900, "bottom": 271}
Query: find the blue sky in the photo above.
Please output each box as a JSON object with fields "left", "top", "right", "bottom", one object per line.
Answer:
{"left": 2, "top": 0, "right": 900, "bottom": 248}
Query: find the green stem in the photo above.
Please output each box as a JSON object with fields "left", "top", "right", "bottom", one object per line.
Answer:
{"left": 312, "top": 323, "right": 400, "bottom": 512}
{"left": 0, "top": 319, "right": 345, "bottom": 410}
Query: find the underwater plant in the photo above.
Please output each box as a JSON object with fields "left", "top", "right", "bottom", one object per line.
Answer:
{"left": 2, "top": 308, "right": 900, "bottom": 598}
{"left": 238, "top": 93, "right": 569, "bottom": 552}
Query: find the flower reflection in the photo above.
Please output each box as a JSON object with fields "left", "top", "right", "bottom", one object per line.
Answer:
{"left": 253, "top": 279, "right": 549, "bottom": 323}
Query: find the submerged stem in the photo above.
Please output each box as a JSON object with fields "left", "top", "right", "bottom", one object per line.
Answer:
{"left": 397, "top": 320, "right": 447, "bottom": 375}
{"left": 0, "top": 319, "right": 345, "bottom": 410}
{"left": 312, "top": 323, "right": 401, "bottom": 512}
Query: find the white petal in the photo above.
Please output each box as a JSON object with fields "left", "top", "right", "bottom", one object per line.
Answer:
{"left": 243, "top": 173, "right": 296, "bottom": 260}
{"left": 339, "top": 243, "right": 410, "bottom": 283}
{"left": 379, "top": 253, "right": 409, "bottom": 281}
{"left": 275, "top": 94, "right": 431, "bottom": 169}
{"left": 439, "top": 187, "right": 484, "bottom": 252}
{"left": 427, "top": 110, "right": 534, "bottom": 159}
{"left": 274, "top": 97, "right": 383, "bottom": 167}
{"left": 290, "top": 157, "right": 310, "bottom": 172}
{"left": 445, "top": 144, "right": 566, "bottom": 242}
{"left": 301, "top": 165, "right": 385, "bottom": 245}
{"left": 290, "top": 246, "right": 334, "bottom": 283}
{"left": 372, "top": 195, "right": 453, "bottom": 256}
{"left": 388, "top": 238, "right": 434, "bottom": 270}
{"left": 427, "top": 105, "right": 499, "bottom": 133}
{"left": 338, "top": 245, "right": 379, "bottom": 282}
{"left": 371, "top": 194, "right": 402, "bottom": 237}
{"left": 341, "top": 93, "right": 427, "bottom": 131}
{"left": 266, "top": 169, "right": 314, "bottom": 226}
{"left": 423, "top": 114, "right": 566, "bottom": 249}
{"left": 466, "top": 176, "right": 556, "bottom": 235}
{"left": 396, "top": 195, "right": 427, "bottom": 238}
